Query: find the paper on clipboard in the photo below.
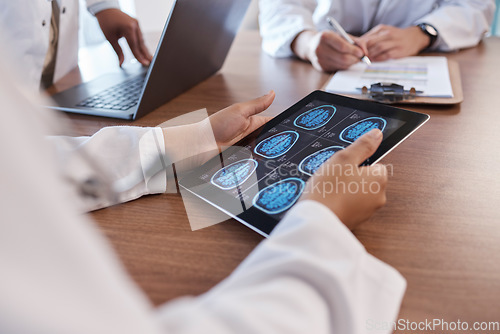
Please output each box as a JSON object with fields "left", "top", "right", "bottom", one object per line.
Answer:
{"left": 324, "top": 56, "right": 454, "bottom": 98}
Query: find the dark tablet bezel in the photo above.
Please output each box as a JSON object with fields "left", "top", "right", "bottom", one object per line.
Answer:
{"left": 179, "top": 90, "right": 429, "bottom": 236}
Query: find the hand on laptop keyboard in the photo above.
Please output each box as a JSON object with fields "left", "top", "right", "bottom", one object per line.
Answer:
{"left": 77, "top": 76, "right": 145, "bottom": 111}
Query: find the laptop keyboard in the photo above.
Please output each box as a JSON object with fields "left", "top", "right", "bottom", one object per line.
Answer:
{"left": 77, "top": 76, "right": 145, "bottom": 111}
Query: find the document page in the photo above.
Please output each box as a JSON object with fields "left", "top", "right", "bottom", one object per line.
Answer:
{"left": 325, "top": 56, "right": 453, "bottom": 98}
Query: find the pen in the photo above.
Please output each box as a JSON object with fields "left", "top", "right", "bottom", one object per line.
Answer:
{"left": 326, "top": 16, "right": 372, "bottom": 65}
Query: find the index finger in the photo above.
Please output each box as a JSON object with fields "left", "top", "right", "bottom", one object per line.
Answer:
{"left": 137, "top": 28, "right": 153, "bottom": 64}
{"left": 364, "top": 30, "right": 391, "bottom": 50}
{"left": 323, "top": 31, "right": 364, "bottom": 58}
{"left": 352, "top": 36, "right": 369, "bottom": 56}
{"left": 362, "top": 24, "right": 386, "bottom": 38}
{"left": 125, "top": 29, "right": 149, "bottom": 66}
{"left": 334, "top": 129, "right": 383, "bottom": 165}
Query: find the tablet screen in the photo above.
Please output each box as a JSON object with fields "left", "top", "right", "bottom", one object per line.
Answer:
{"left": 180, "top": 91, "right": 429, "bottom": 236}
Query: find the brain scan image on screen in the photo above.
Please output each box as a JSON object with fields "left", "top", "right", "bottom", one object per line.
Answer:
{"left": 253, "top": 177, "right": 305, "bottom": 214}
{"left": 254, "top": 130, "right": 299, "bottom": 159}
{"left": 298, "top": 146, "right": 344, "bottom": 176}
{"left": 340, "top": 117, "right": 387, "bottom": 143}
{"left": 294, "top": 105, "right": 336, "bottom": 130}
{"left": 210, "top": 159, "right": 258, "bottom": 190}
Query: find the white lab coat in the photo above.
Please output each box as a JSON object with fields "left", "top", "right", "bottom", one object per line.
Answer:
{"left": 259, "top": 0, "right": 496, "bottom": 58}
{"left": 0, "top": 0, "right": 119, "bottom": 91}
{"left": 0, "top": 54, "right": 406, "bottom": 334}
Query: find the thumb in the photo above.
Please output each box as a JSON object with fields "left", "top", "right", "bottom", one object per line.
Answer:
{"left": 353, "top": 36, "right": 369, "bottom": 57}
{"left": 239, "top": 90, "right": 276, "bottom": 117}
{"left": 336, "top": 129, "right": 383, "bottom": 165}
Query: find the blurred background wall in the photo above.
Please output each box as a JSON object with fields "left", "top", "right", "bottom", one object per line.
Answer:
{"left": 80, "top": 0, "right": 259, "bottom": 47}
{"left": 80, "top": 0, "right": 500, "bottom": 53}
{"left": 133, "top": 0, "right": 259, "bottom": 32}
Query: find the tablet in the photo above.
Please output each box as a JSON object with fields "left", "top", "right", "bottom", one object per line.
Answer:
{"left": 179, "top": 90, "right": 429, "bottom": 236}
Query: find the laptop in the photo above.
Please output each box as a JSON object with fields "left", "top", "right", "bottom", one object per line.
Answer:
{"left": 48, "top": 0, "right": 252, "bottom": 120}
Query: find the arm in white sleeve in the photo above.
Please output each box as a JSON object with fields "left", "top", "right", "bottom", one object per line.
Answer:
{"left": 1, "top": 56, "right": 406, "bottom": 334}
{"left": 415, "top": 0, "right": 496, "bottom": 51}
{"left": 1, "top": 79, "right": 406, "bottom": 333}
{"left": 259, "top": 0, "right": 318, "bottom": 57}
{"left": 48, "top": 126, "right": 168, "bottom": 212}
{"left": 155, "top": 200, "right": 406, "bottom": 334}
{"left": 47, "top": 116, "right": 220, "bottom": 212}
{"left": 2, "top": 127, "right": 406, "bottom": 334}
{"left": 86, "top": 0, "right": 120, "bottom": 15}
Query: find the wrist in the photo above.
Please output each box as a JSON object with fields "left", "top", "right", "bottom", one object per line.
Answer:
{"left": 161, "top": 119, "right": 218, "bottom": 172}
{"left": 291, "top": 30, "right": 317, "bottom": 61}
{"left": 405, "top": 26, "right": 430, "bottom": 53}
{"left": 415, "top": 23, "right": 438, "bottom": 50}
{"left": 94, "top": 7, "right": 120, "bottom": 20}
{"left": 88, "top": 1, "right": 120, "bottom": 16}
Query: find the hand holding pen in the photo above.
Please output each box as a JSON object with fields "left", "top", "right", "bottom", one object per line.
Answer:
{"left": 290, "top": 17, "right": 371, "bottom": 72}
{"left": 326, "top": 16, "right": 371, "bottom": 65}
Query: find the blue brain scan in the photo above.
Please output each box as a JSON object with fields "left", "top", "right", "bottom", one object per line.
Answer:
{"left": 299, "top": 146, "right": 344, "bottom": 176}
{"left": 254, "top": 131, "right": 299, "bottom": 158}
{"left": 253, "top": 177, "right": 305, "bottom": 214}
{"left": 340, "top": 117, "right": 387, "bottom": 143}
{"left": 211, "top": 159, "right": 258, "bottom": 190}
{"left": 294, "top": 105, "right": 336, "bottom": 130}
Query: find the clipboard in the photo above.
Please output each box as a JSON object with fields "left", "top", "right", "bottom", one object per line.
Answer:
{"left": 321, "top": 59, "right": 463, "bottom": 105}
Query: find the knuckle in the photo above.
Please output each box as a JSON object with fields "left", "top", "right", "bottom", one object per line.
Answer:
{"left": 371, "top": 45, "right": 380, "bottom": 54}
{"left": 386, "top": 50, "right": 396, "bottom": 59}
{"left": 379, "top": 194, "right": 387, "bottom": 207}
{"left": 339, "top": 55, "right": 353, "bottom": 67}
{"left": 335, "top": 61, "right": 349, "bottom": 70}
{"left": 314, "top": 44, "right": 323, "bottom": 57}
{"left": 332, "top": 150, "right": 350, "bottom": 163}
{"left": 358, "top": 135, "right": 377, "bottom": 151}
{"left": 378, "top": 164, "right": 388, "bottom": 176}
{"left": 378, "top": 173, "right": 388, "bottom": 188}
{"left": 126, "top": 21, "right": 138, "bottom": 31}
{"left": 234, "top": 102, "right": 245, "bottom": 112}
{"left": 337, "top": 42, "right": 349, "bottom": 53}
{"left": 316, "top": 56, "right": 332, "bottom": 72}
{"left": 319, "top": 32, "right": 329, "bottom": 44}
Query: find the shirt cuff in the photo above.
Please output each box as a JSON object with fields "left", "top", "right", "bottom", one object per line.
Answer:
{"left": 138, "top": 127, "right": 168, "bottom": 194}
{"left": 275, "top": 199, "right": 406, "bottom": 296}
{"left": 87, "top": 0, "right": 120, "bottom": 16}
{"left": 273, "top": 200, "right": 365, "bottom": 253}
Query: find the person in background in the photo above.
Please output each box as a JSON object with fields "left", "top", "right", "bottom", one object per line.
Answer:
{"left": 0, "top": 38, "right": 405, "bottom": 332}
{"left": 259, "top": 0, "right": 495, "bottom": 72}
{"left": 0, "top": 0, "right": 152, "bottom": 91}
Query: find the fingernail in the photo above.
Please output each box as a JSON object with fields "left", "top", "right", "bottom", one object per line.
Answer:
{"left": 368, "top": 128, "right": 382, "bottom": 139}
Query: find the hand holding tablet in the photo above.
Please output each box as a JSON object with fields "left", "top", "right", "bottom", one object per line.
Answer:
{"left": 300, "top": 128, "right": 388, "bottom": 230}
{"left": 180, "top": 90, "right": 429, "bottom": 236}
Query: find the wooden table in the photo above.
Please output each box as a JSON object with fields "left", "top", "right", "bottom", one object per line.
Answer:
{"left": 55, "top": 31, "right": 500, "bottom": 327}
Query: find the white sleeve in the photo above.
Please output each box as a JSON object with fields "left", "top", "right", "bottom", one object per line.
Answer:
{"left": 86, "top": 0, "right": 120, "bottom": 15}
{"left": 1, "top": 91, "right": 406, "bottom": 334}
{"left": 1, "top": 57, "right": 406, "bottom": 334}
{"left": 259, "top": 0, "right": 318, "bottom": 58}
{"left": 155, "top": 200, "right": 406, "bottom": 334}
{"left": 415, "top": 0, "right": 496, "bottom": 51}
{"left": 48, "top": 126, "right": 168, "bottom": 212}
